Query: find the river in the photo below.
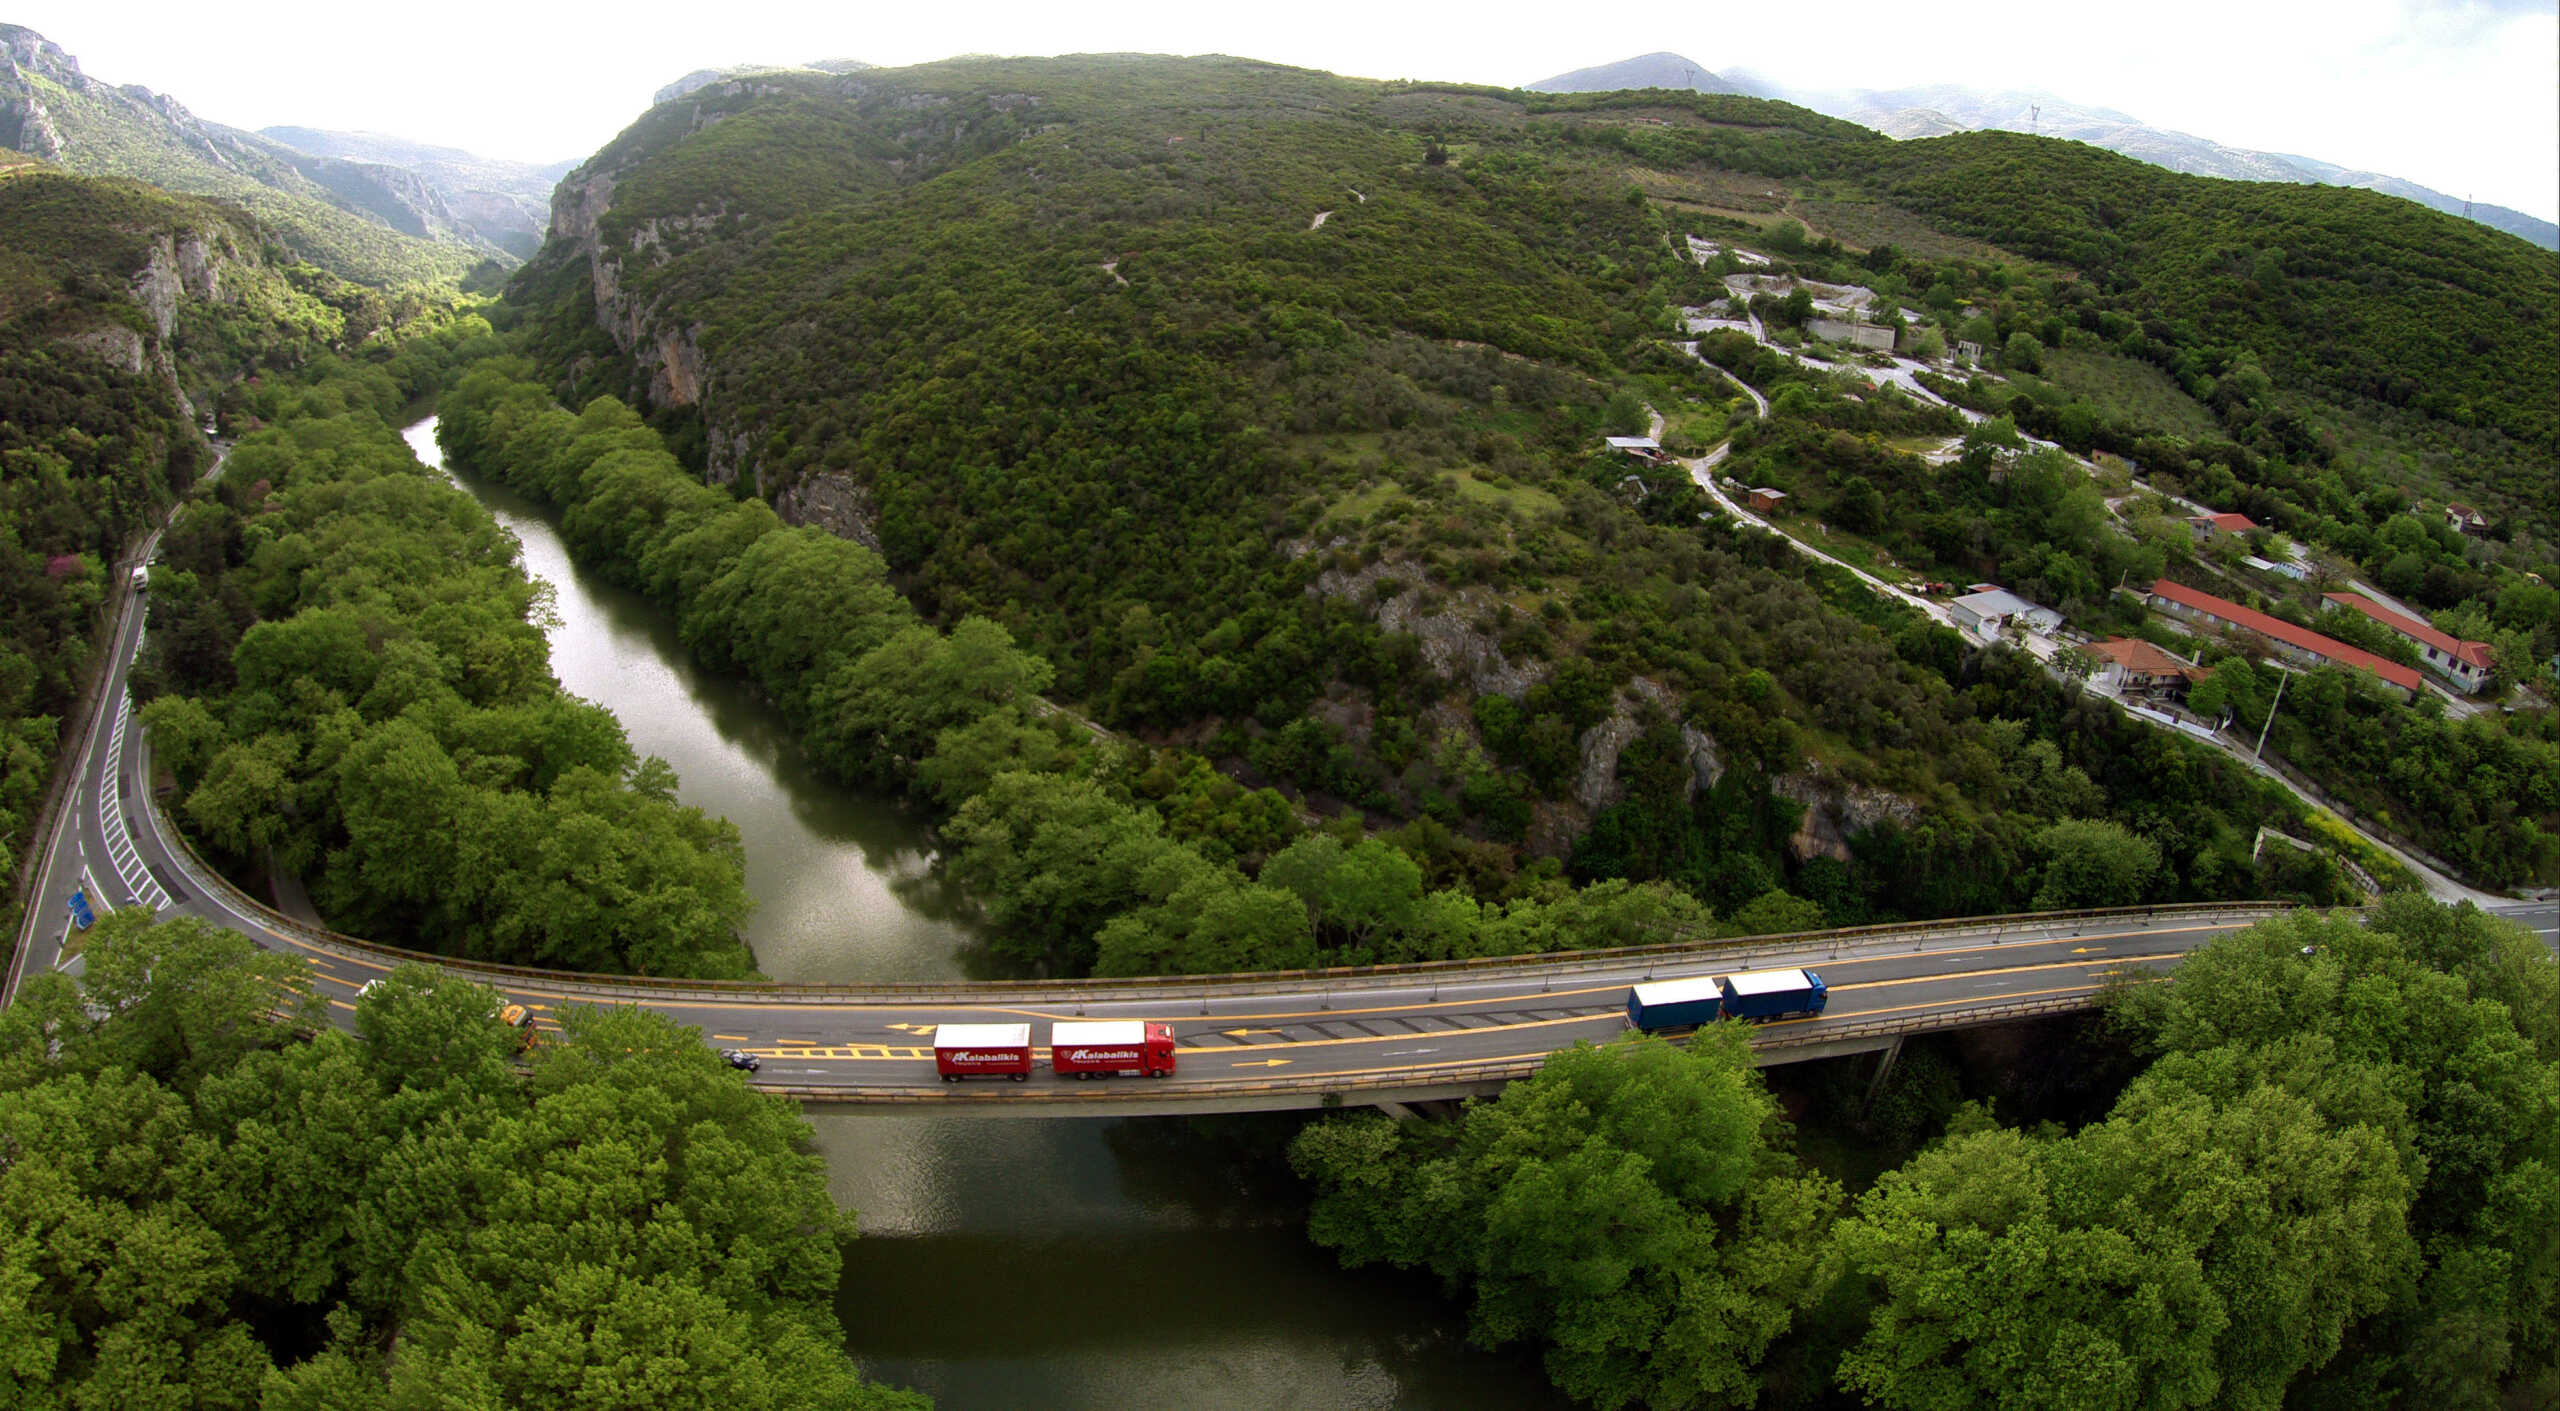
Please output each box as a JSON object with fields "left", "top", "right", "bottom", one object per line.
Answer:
{"left": 404, "top": 419, "right": 1564, "bottom": 1411}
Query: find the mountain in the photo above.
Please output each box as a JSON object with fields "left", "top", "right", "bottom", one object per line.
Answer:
{"left": 652, "top": 56, "right": 875, "bottom": 107}
{"left": 484, "top": 53, "right": 2557, "bottom": 924}
{"left": 1536, "top": 57, "right": 2554, "bottom": 249}
{"left": 1812, "top": 82, "right": 2559, "bottom": 250}
{"left": 1526, "top": 52, "right": 1746, "bottom": 96}
{"left": 0, "top": 24, "right": 486, "bottom": 282}
{"left": 260, "top": 126, "right": 574, "bottom": 258}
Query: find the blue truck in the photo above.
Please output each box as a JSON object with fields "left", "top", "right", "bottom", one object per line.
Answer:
{"left": 1626, "top": 968, "right": 1828, "bottom": 1030}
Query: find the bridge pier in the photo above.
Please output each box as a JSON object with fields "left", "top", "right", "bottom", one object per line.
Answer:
{"left": 1861, "top": 1035, "right": 1905, "bottom": 1116}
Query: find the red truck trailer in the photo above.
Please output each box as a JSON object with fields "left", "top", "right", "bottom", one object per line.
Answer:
{"left": 934, "top": 1023, "right": 1033, "bottom": 1082}
{"left": 1050, "top": 1021, "right": 1177, "bottom": 1078}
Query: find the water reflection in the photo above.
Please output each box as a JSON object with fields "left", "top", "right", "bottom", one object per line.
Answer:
{"left": 405, "top": 418, "right": 981, "bottom": 982}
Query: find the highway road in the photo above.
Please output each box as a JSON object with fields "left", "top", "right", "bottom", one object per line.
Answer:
{"left": 10, "top": 545, "right": 2554, "bottom": 1113}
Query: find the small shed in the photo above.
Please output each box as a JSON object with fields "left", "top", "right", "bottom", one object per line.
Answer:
{"left": 1747, "top": 487, "right": 1789, "bottom": 514}
{"left": 1604, "top": 435, "right": 1665, "bottom": 465}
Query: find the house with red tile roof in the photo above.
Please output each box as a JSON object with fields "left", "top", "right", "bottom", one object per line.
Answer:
{"left": 2323, "top": 591, "right": 2495, "bottom": 694}
{"left": 2187, "top": 511, "right": 2257, "bottom": 543}
{"left": 2144, "top": 580, "right": 2420, "bottom": 699}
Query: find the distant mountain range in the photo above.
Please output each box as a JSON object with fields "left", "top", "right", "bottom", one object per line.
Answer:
{"left": 258, "top": 128, "right": 573, "bottom": 259}
{"left": 0, "top": 24, "right": 563, "bottom": 277}
{"left": 1531, "top": 53, "right": 2558, "bottom": 250}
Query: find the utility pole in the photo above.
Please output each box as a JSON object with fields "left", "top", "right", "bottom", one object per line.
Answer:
{"left": 2253, "top": 667, "right": 2290, "bottom": 759}
{"left": 2030, "top": 103, "right": 2039, "bottom": 137}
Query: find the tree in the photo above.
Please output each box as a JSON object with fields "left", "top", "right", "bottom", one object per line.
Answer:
{"left": 2003, "top": 331, "right": 2043, "bottom": 373}
{"left": 1292, "top": 1028, "right": 1837, "bottom": 1409}
{"left": 2030, "top": 818, "right": 2160, "bottom": 908}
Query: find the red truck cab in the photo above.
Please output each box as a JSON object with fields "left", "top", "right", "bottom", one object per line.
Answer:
{"left": 934, "top": 1023, "right": 1033, "bottom": 1082}
{"left": 1050, "top": 1020, "right": 1177, "bottom": 1078}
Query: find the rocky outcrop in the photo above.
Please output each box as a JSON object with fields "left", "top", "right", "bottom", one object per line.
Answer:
{"left": 1773, "top": 768, "right": 1921, "bottom": 863}
{"left": 59, "top": 325, "right": 145, "bottom": 375}
{"left": 1303, "top": 554, "right": 1548, "bottom": 699}
{"left": 1571, "top": 677, "right": 1725, "bottom": 814}
{"left": 128, "top": 230, "right": 230, "bottom": 341}
{"left": 773, "top": 468, "right": 882, "bottom": 552}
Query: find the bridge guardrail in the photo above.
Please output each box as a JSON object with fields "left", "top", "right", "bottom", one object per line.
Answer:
{"left": 753, "top": 990, "right": 2122, "bottom": 1105}
{"left": 137, "top": 727, "right": 2293, "bottom": 1009}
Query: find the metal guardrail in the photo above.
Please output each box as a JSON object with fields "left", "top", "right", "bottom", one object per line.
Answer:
{"left": 149, "top": 801, "right": 2287, "bottom": 1009}
{"left": 753, "top": 991, "right": 2122, "bottom": 1106}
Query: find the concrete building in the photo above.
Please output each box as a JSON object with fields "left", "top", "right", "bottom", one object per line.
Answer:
{"left": 1808, "top": 317, "right": 1896, "bottom": 351}
{"left": 2145, "top": 580, "right": 2420, "bottom": 700}
{"left": 2323, "top": 591, "right": 2494, "bottom": 694}
{"left": 1949, "top": 584, "right": 2062, "bottom": 637}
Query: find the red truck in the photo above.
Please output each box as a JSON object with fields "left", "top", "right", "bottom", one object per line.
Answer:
{"left": 1050, "top": 1021, "right": 1177, "bottom": 1079}
{"left": 934, "top": 1023, "right": 1033, "bottom": 1082}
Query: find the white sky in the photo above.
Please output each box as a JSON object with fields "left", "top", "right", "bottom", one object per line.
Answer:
{"left": 14, "top": 0, "right": 2558, "bottom": 222}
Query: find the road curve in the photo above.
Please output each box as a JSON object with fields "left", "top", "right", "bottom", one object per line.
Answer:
{"left": 13, "top": 540, "right": 2548, "bottom": 1113}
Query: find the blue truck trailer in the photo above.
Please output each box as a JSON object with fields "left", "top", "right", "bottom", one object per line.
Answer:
{"left": 1626, "top": 969, "right": 1828, "bottom": 1030}
{"left": 1625, "top": 976, "right": 1729, "bottom": 1030}
{"left": 1714, "top": 968, "right": 1828, "bottom": 1021}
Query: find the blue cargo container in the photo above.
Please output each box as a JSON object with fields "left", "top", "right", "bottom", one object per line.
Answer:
{"left": 1716, "top": 968, "right": 1827, "bottom": 1020}
{"left": 1625, "top": 976, "right": 1731, "bottom": 1030}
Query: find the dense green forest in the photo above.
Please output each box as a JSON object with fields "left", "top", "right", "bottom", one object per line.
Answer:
{"left": 443, "top": 361, "right": 2374, "bottom": 977}
{"left": 480, "top": 52, "right": 2541, "bottom": 934}
{"left": 1293, "top": 898, "right": 2560, "bottom": 1409}
{"left": 0, "top": 909, "right": 924, "bottom": 1407}
{"left": 134, "top": 354, "right": 758, "bottom": 977}
{"left": 0, "top": 162, "right": 467, "bottom": 930}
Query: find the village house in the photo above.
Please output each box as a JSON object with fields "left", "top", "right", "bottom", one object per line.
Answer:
{"left": 1948, "top": 584, "right": 2062, "bottom": 638}
{"left": 2323, "top": 591, "right": 2495, "bottom": 694}
{"left": 2188, "top": 511, "right": 2257, "bottom": 543}
{"left": 1747, "top": 486, "right": 1789, "bottom": 514}
{"left": 2145, "top": 580, "right": 2420, "bottom": 701}
{"left": 2086, "top": 637, "right": 2207, "bottom": 698}
{"left": 2445, "top": 502, "right": 2490, "bottom": 536}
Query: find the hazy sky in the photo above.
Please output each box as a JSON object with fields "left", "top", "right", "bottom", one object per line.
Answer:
{"left": 15, "top": 0, "right": 2558, "bottom": 222}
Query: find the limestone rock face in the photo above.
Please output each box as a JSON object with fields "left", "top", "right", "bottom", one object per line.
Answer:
{"left": 1773, "top": 768, "right": 1921, "bottom": 863}
{"left": 60, "top": 325, "right": 145, "bottom": 375}
{"left": 773, "top": 469, "right": 883, "bottom": 552}
{"left": 1302, "top": 554, "right": 1548, "bottom": 700}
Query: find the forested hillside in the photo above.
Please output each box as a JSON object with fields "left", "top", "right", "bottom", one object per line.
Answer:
{"left": 478, "top": 52, "right": 2560, "bottom": 928}
{"left": 0, "top": 161, "right": 465, "bottom": 929}
{"left": 0, "top": 910, "right": 924, "bottom": 1406}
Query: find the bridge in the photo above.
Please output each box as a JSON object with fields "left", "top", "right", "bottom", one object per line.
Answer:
{"left": 11, "top": 534, "right": 2550, "bottom": 1115}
